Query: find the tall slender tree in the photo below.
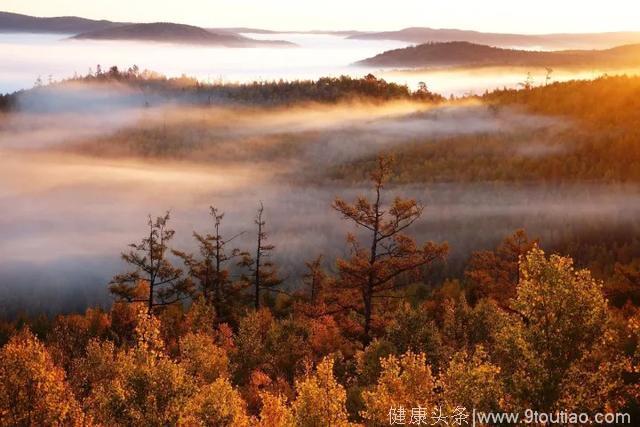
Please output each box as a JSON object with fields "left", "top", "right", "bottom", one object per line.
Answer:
{"left": 109, "top": 212, "right": 193, "bottom": 315}
{"left": 241, "top": 202, "right": 282, "bottom": 310}
{"left": 304, "top": 255, "right": 326, "bottom": 305}
{"left": 174, "top": 206, "right": 243, "bottom": 319}
{"left": 332, "top": 156, "right": 448, "bottom": 343}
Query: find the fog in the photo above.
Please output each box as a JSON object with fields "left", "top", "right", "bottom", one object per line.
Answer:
{"left": 2, "top": 32, "right": 636, "bottom": 97}
{"left": 1, "top": 80, "right": 638, "bottom": 314}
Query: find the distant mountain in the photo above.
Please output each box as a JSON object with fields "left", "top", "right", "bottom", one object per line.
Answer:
{"left": 208, "top": 27, "right": 366, "bottom": 36}
{"left": 0, "top": 11, "right": 295, "bottom": 47}
{"left": 357, "top": 41, "right": 640, "bottom": 68}
{"left": 72, "top": 22, "right": 296, "bottom": 47}
{"left": 349, "top": 27, "right": 640, "bottom": 50}
{"left": 0, "top": 11, "right": 125, "bottom": 34}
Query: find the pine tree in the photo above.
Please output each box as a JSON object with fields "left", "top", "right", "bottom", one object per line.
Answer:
{"left": 332, "top": 156, "right": 448, "bottom": 343}
{"left": 174, "top": 206, "right": 244, "bottom": 320}
{"left": 240, "top": 203, "right": 282, "bottom": 310}
{"left": 110, "top": 212, "right": 193, "bottom": 315}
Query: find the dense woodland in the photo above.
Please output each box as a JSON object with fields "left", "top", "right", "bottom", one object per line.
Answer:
{"left": 2, "top": 66, "right": 442, "bottom": 112}
{"left": 335, "top": 75, "right": 640, "bottom": 183}
{"left": 0, "top": 156, "right": 639, "bottom": 426}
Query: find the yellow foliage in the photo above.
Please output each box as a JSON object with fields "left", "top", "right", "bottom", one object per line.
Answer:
{"left": 180, "top": 378, "right": 251, "bottom": 427}
{"left": 361, "top": 351, "right": 438, "bottom": 424}
{"left": 292, "top": 357, "right": 353, "bottom": 427}
{"left": 85, "top": 312, "right": 196, "bottom": 426}
{"left": 442, "top": 346, "right": 505, "bottom": 412}
{"left": 0, "top": 329, "right": 83, "bottom": 426}
{"left": 256, "top": 392, "right": 296, "bottom": 427}
{"left": 495, "top": 246, "right": 614, "bottom": 410}
{"left": 179, "top": 332, "right": 230, "bottom": 384}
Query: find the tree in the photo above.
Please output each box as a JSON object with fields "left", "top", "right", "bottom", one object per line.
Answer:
{"left": 110, "top": 212, "right": 193, "bottom": 315}
{"left": 84, "top": 309, "right": 196, "bottom": 426}
{"left": 384, "top": 302, "right": 444, "bottom": 367}
{"left": 292, "top": 357, "right": 352, "bottom": 427}
{"left": 465, "top": 229, "right": 537, "bottom": 304}
{"left": 234, "top": 309, "right": 275, "bottom": 383}
{"left": 256, "top": 392, "right": 295, "bottom": 427}
{"left": 518, "top": 72, "right": 534, "bottom": 90}
{"left": 545, "top": 67, "right": 554, "bottom": 86}
{"left": 174, "top": 206, "right": 243, "bottom": 320}
{"left": 495, "top": 246, "right": 612, "bottom": 410}
{"left": 361, "top": 351, "right": 439, "bottom": 425}
{"left": 241, "top": 203, "right": 282, "bottom": 310}
{"left": 442, "top": 346, "right": 506, "bottom": 412}
{"left": 179, "top": 332, "right": 230, "bottom": 385}
{"left": 0, "top": 329, "right": 82, "bottom": 426}
{"left": 181, "top": 378, "right": 251, "bottom": 426}
{"left": 304, "top": 255, "right": 326, "bottom": 305}
{"left": 332, "top": 156, "right": 448, "bottom": 343}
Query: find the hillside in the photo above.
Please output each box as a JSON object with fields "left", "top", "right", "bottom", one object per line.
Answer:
{"left": 72, "top": 22, "right": 296, "bottom": 47}
{"left": 209, "top": 27, "right": 364, "bottom": 36}
{"left": 357, "top": 41, "right": 640, "bottom": 68}
{"left": 0, "top": 11, "right": 124, "bottom": 34}
{"left": 333, "top": 75, "right": 640, "bottom": 184}
{"left": 349, "top": 27, "right": 640, "bottom": 50}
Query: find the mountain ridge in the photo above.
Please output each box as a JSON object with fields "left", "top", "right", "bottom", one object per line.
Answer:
{"left": 0, "top": 11, "right": 126, "bottom": 34}
{"left": 357, "top": 41, "right": 640, "bottom": 68}
{"left": 349, "top": 27, "right": 640, "bottom": 50}
{"left": 71, "top": 22, "right": 296, "bottom": 47}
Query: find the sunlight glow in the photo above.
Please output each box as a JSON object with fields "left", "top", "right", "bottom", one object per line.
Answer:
{"left": 3, "top": 0, "right": 640, "bottom": 33}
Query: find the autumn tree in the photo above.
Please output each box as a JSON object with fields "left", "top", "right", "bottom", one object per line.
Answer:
{"left": 292, "top": 357, "right": 352, "bottom": 427}
{"left": 47, "top": 308, "right": 111, "bottom": 373}
{"left": 179, "top": 332, "right": 230, "bottom": 385}
{"left": 174, "top": 206, "right": 244, "bottom": 320}
{"left": 181, "top": 378, "right": 251, "bottom": 426}
{"left": 332, "top": 156, "right": 448, "bottom": 343}
{"left": 83, "top": 309, "right": 195, "bottom": 426}
{"left": 442, "top": 346, "right": 506, "bottom": 412}
{"left": 296, "top": 255, "right": 331, "bottom": 319}
{"left": 0, "top": 329, "right": 82, "bottom": 426}
{"left": 234, "top": 308, "right": 276, "bottom": 384}
{"left": 494, "top": 246, "right": 615, "bottom": 411}
{"left": 256, "top": 392, "right": 296, "bottom": 427}
{"left": 304, "top": 255, "right": 327, "bottom": 305}
{"left": 110, "top": 212, "right": 193, "bottom": 315}
{"left": 361, "top": 351, "right": 439, "bottom": 424}
{"left": 465, "top": 229, "right": 538, "bottom": 304}
{"left": 241, "top": 203, "right": 282, "bottom": 310}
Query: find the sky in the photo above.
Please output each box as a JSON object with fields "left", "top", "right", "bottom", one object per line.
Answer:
{"left": 3, "top": 0, "right": 640, "bottom": 33}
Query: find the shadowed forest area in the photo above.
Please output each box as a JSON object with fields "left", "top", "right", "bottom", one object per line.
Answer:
{"left": 1, "top": 68, "right": 640, "bottom": 425}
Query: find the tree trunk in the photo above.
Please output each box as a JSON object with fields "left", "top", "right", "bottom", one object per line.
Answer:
{"left": 255, "top": 221, "right": 262, "bottom": 310}
{"left": 363, "top": 181, "right": 382, "bottom": 344}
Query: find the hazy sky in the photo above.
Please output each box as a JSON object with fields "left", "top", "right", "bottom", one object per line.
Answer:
{"left": 3, "top": 0, "right": 640, "bottom": 33}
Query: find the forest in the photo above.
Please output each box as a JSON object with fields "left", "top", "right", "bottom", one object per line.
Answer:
{"left": 1, "top": 69, "right": 640, "bottom": 426}
{"left": 3, "top": 67, "right": 441, "bottom": 111}
{"left": 0, "top": 156, "right": 639, "bottom": 425}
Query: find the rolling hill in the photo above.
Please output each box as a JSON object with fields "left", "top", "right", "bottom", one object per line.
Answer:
{"left": 0, "top": 11, "right": 295, "bottom": 47}
{"left": 71, "top": 22, "right": 296, "bottom": 47}
{"left": 349, "top": 27, "right": 640, "bottom": 50}
{"left": 0, "top": 11, "right": 125, "bottom": 34}
{"left": 357, "top": 41, "right": 640, "bottom": 69}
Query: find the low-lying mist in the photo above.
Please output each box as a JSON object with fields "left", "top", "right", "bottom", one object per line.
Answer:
{"left": 0, "top": 82, "right": 635, "bottom": 315}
